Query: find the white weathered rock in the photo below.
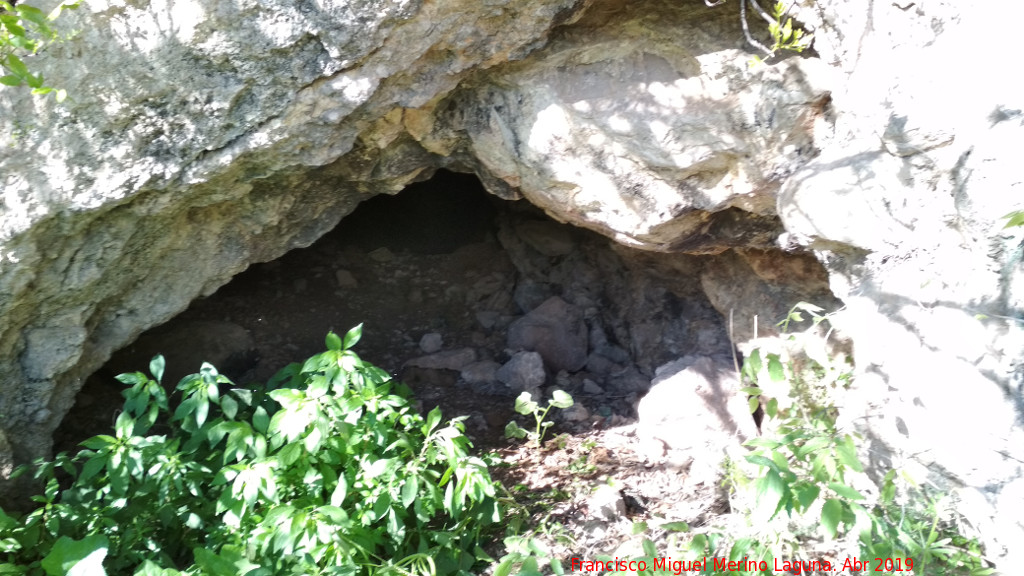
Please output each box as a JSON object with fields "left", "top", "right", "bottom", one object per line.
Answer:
{"left": 765, "top": 1, "right": 1024, "bottom": 567}
{"left": 637, "top": 357, "right": 757, "bottom": 470}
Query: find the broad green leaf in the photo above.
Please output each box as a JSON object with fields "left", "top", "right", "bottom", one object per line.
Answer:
{"left": 79, "top": 435, "right": 116, "bottom": 450}
{"left": 767, "top": 354, "right": 785, "bottom": 382}
{"left": 661, "top": 521, "right": 689, "bottom": 532}
{"left": 15, "top": 5, "right": 48, "bottom": 25}
{"left": 688, "top": 533, "right": 707, "bottom": 556}
{"left": 828, "top": 482, "right": 864, "bottom": 500}
{"left": 743, "top": 349, "right": 762, "bottom": 382}
{"left": 146, "top": 355, "right": 165, "bottom": 383}
{"left": 748, "top": 396, "right": 760, "bottom": 414}
{"left": 550, "top": 390, "right": 573, "bottom": 409}
{"left": 821, "top": 498, "right": 843, "bottom": 538}
{"left": 729, "top": 538, "right": 753, "bottom": 561}
{"left": 114, "top": 412, "right": 134, "bottom": 438}
{"left": 642, "top": 538, "right": 657, "bottom": 557}
{"left": 79, "top": 455, "right": 106, "bottom": 483}
{"left": 744, "top": 454, "right": 777, "bottom": 471}
{"left": 424, "top": 406, "right": 442, "bottom": 435}
{"left": 325, "top": 331, "right": 342, "bottom": 351}
{"left": 401, "top": 476, "right": 419, "bottom": 508}
{"left": 796, "top": 435, "right": 830, "bottom": 457}
{"left": 342, "top": 323, "right": 363, "bottom": 349}
{"left": 513, "top": 392, "right": 539, "bottom": 415}
{"left": 1003, "top": 210, "right": 1024, "bottom": 229}
{"left": 194, "top": 398, "right": 209, "bottom": 428}
{"left": 253, "top": 406, "right": 270, "bottom": 434}
{"left": 504, "top": 422, "right": 527, "bottom": 439}
{"left": 793, "top": 483, "right": 820, "bottom": 510}
{"left": 745, "top": 437, "right": 782, "bottom": 449}
{"left": 220, "top": 395, "right": 238, "bottom": 420}
{"left": 835, "top": 435, "right": 864, "bottom": 472}
{"left": 756, "top": 470, "right": 785, "bottom": 519}
{"left": 40, "top": 535, "right": 108, "bottom": 576}
{"left": 193, "top": 548, "right": 236, "bottom": 576}
{"left": 6, "top": 57, "right": 30, "bottom": 80}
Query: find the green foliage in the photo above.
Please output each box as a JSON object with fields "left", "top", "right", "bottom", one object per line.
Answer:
{"left": 0, "top": 326, "right": 500, "bottom": 575}
{"left": 503, "top": 391, "right": 573, "bottom": 447}
{"left": 709, "top": 306, "right": 994, "bottom": 575}
{"left": 1003, "top": 210, "right": 1024, "bottom": 229}
{"left": 764, "top": 1, "right": 812, "bottom": 55}
{"left": 0, "top": 0, "right": 78, "bottom": 101}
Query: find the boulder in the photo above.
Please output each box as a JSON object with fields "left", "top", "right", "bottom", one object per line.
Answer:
{"left": 507, "top": 297, "right": 588, "bottom": 373}
{"left": 496, "top": 351, "right": 546, "bottom": 391}
{"left": 637, "top": 357, "right": 757, "bottom": 472}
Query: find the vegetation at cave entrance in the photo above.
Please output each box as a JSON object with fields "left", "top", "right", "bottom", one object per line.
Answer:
{"left": 0, "top": 326, "right": 500, "bottom": 575}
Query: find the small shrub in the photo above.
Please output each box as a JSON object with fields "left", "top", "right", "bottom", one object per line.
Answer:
{"left": 503, "top": 391, "right": 573, "bottom": 447}
{"left": 702, "top": 305, "right": 994, "bottom": 575}
{"left": 0, "top": 325, "right": 500, "bottom": 575}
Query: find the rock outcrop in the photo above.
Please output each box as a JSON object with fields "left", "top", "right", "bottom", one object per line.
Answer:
{"left": 1, "top": 0, "right": 1022, "bottom": 569}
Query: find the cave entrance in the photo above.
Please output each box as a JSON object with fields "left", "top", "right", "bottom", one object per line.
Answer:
{"left": 55, "top": 169, "right": 738, "bottom": 451}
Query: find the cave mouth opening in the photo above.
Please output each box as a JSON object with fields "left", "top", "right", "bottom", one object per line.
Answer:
{"left": 54, "top": 169, "right": 745, "bottom": 452}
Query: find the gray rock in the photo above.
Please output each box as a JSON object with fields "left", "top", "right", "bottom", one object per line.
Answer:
{"left": 460, "top": 360, "right": 501, "bottom": 386}
{"left": 582, "top": 379, "right": 605, "bottom": 395}
{"left": 496, "top": 351, "right": 546, "bottom": 391}
{"left": 515, "top": 220, "right": 576, "bottom": 256}
{"left": 560, "top": 403, "right": 590, "bottom": 423}
{"left": 512, "top": 280, "right": 557, "bottom": 314}
{"left": 587, "top": 485, "right": 626, "bottom": 521}
{"left": 103, "top": 320, "right": 258, "bottom": 387}
{"left": 419, "top": 332, "right": 443, "bottom": 354}
{"left": 368, "top": 248, "right": 395, "bottom": 263}
{"left": 403, "top": 348, "right": 477, "bottom": 371}
{"left": 585, "top": 352, "right": 620, "bottom": 377}
{"left": 607, "top": 366, "right": 650, "bottom": 394}
{"left": 475, "top": 310, "right": 500, "bottom": 330}
{"left": 334, "top": 269, "right": 358, "bottom": 288}
{"left": 507, "top": 296, "right": 588, "bottom": 373}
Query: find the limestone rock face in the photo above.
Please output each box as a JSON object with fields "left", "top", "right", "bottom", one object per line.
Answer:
{"left": 0, "top": 0, "right": 1022, "bottom": 568}
{"left": 778, "top": 0, "right": 1024, "bottom": 567}
{"left": 0, "top": 0, "right": 593, "bottom": 495}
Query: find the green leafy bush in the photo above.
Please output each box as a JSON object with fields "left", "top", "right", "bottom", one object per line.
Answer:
{"left": 706, "top": 307, "right": 993, "bottom": 575}
{"left": 0, "top": 325, "right": 500, "bottom": 575}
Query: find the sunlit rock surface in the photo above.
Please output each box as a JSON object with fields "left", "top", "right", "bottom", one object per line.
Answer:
{"left": 0, "top": 0, "right": 1022, "bottom": 568}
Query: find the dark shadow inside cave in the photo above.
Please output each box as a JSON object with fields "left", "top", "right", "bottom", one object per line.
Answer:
{"left": 54, "top": 169, "right": 742, "bottom": 452}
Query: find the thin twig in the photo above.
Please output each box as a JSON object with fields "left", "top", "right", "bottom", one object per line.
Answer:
{"left": 741, "top": 0, "right": 775, "bottom": 56}
{"left": 747, "top": 0, "right": 776, "bottom": 24}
